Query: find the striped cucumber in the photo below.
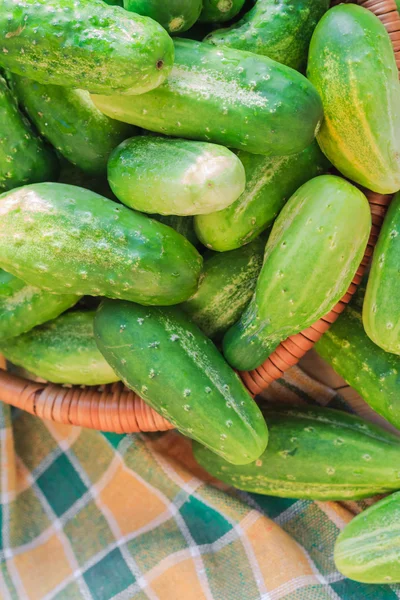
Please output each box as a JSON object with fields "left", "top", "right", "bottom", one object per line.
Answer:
{"left": 223, "top": 175, "right": 371, "bottom": 371}
{"left": 335, "top": 491, "right": 400, "bottom": 583}
{"left": 363, "top": 192, "right": 400, "bottom": 355}
{"left": 11, "top": 75, "right": 135, "bottom": 176}
{"left": 108, "top": 136, "right": 246, "bottom": 216}
{"left": 94, "top": 299, "right": 268, "bottom": 465}
{"left": 194, "top": 140, "right": 330, "bottom": 252}
{"left": 0, "top": 0, "right": 174, "bottom": 95}
{"left": 199, "top": 0, "right": 246, "bottom": 24}
{"left": 0, "top": 269, "right": 80, "bottom": 341}
{"left": 0, "top": 183, "right": 203, "bottom": 306}
{"left": 193, "top": 406, "right": 400, "bottom": 500}
{"left": 92, "top": 39, "right": 323, "bottom": 157}
{"left": 182, "top": 236, "right": 266, "bottom": 339}
{"left": 307, "top": 4, "right": 400, "bottom": 194}
{"left": 123, "top": 0, "right": 203, "bottom": 34}
{"left": 0, "top": 310, "right": 119, "bottom": 385}
{"left": 206, "top": 0, "right": 329, "bottom": 71}
{"left": 0, "top": 75, "right": 58, "bottom": 192}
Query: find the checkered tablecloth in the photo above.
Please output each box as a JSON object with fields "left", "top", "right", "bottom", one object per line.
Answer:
{"left": 1, "top": 366, "right": 399, "bottom": 600}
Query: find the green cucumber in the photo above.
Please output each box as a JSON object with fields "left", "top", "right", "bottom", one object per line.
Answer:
{"left": 0, "top": 183, "right": 203, "bottom": 306}
{"left": 193, "top": 406, "right": 400, "bottom": 500}
{"left": 94, "top": 299, "right": 268, "bottom": 465}
{"left": 0, "top": 75, "right": 58, "bottom": 192}
{"left": 222, "top": 175, "right": 371, "bottom": 371}
{"left": 108, "top": 136, "right": 246, "bottom": 216}
{"left": 335, "top": 491, "right": 400, "bottom": 583}
{"left": 92, "top": 39, "right": 323, "bottom": 156}
{"left": 182, "top": 236, "right": 265, "bottom": 339}
{"left": 206, "top": 0, "right": 329, "bottom": 71}
{"left": 11, "top": 75, "right": 135, "bottom": 176}
{"left": 0, "top": 269, "right": 80, "bottom": 341}
{"left": 0, "top": 0, "right": 174, "bottom": 95}
{"left": 363, "top": 192, "right": 400, "bottom": 354}
{"left": 194, "top": 140, "right": 330, "bottom": 252}
{"left": 199, "top": 0, "right": 246, "bottom": 24}
{"left": 123, "top": 0, "right": 203, "bottom": 34}
{"left": 0, "top": 310, "right": 119, "bottom": 385}
{"left": 150, "top": 215, "right": 200, "bottom": 248}
{"left": 316, "top": 285, "right": 400, "bottom": 430}
{"left": 307, "top": 4, "right": 400, "bottom": 194}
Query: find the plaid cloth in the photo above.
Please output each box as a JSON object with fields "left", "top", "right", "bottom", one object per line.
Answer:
{"left": 1, "top": 366, "right": 400, "bottom": 600}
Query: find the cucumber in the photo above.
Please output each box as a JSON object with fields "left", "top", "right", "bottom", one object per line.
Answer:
{"left": 58, "top": 161, "right": 117, "bottom": 201}
{"left": 316, "top": 285, "right": 400, "bottom": 431}
{"left": 194, "top": 140, "right": 330, "bottom": 252}
{"left": 334, "top": 491, "right": 400, "bottom": 583}
{"left": 206, "top": 0, "right": 329, "bottom": 71}
{"left": 123, "top": 0, "right": 203, "bottom": 34}
{"left": 94, "top": 299, "right": 268, "bottom": 465}
{"left": 0, "top": 75, "right": 58, "bottom": 192}
{"left": 0, "top": 310, "right": 119, "bottom": 385}
{"left": 363, "top": 192, "right": 400, "bottom": 355}
{"left": 92, "top": 39, "right": 323, "bottom": 157}
{"left": 10, "top": 75, "right": 135, "bottom": 176}
{"left": 193, "top": 406, "right": 400, "bottom": 500}
{"left": 199, "top": 0, "right": 246, "bottom": 24}
{"left": 0, "top": 0, "right": 174, "bottom": 95}
{"left": 0, "top": 183, "right": 203, "bottom": 306}
{"left": 0, "top": 269, "right": 80, "bottom": 341}
{"left": 307, "top": 4, "right": 400, "bottom": 194}
{"left": 150, "top": 214, "right": 200, "bottom": 248}
{"left": 182, "top": 236, "right": 265, "bottom": 339}
{"left": 108, "top": 136, "right": 246, "bottom": 216}
{"left": 222, "top": 175, "right": 371, "bottom": 371}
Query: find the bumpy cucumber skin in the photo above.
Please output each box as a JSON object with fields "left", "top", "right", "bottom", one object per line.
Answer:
{"left": 206, "top": 0, "right": 329, "bottom": 71}
{"left": 108, "top": 136, "right": 246, "bottom": 216}
{"left": 199, "top": 0, "right": 246, "bottom": 24}
{"left": 316, "top": 286, "right": 400, "bottom": 430}
{"left": 92, "top": 39, "right": 323, "bottom": 157}
{"left": 0, "top": 76, "right": 58, "bottom": 192}
{"left": 195, "top": 140, "right": 330, "bottom": 252}
{"left": 0, "top": 183, "right": 203, "bottom": 306}
{"left": 0, "top": 0, "right": 174, "bottom": 95}
{"left": 123, "top": 0, "right": 202, "bottom": 33}
{"left": 182, "top": 236, "right": 265, "bottom": 339}
{"left": 193, "top": 406, "right": 400, "bottom": 500}
{"left": 0, "top": 310, "right": 119, "bottom": 385}
{"left": 335, "top": 491, "right": 400, "bottom": 583}
{"left": 223, "top": 175, "right": 371, "bottom": 371}
{"left": 0, "top": 269, "right": 80, "bottom": 341}
{"left": 308, "top": 5, "right": 400, "bottom": 194}
{"left": 94, "top": 300, "right": 268, "bottom": 465}
{"left": 11, "top": 75, "right": 134, "bottom": 176}
{"left": 363, "top": 192, "right": 400, "bottom": 354}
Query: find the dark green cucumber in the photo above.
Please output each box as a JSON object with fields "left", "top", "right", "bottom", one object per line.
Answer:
{"left": 0, "top": 183, "right": 203, "bottom": 306}
{"left": 199, "top": 0, "right": 246, "bottom": 24}
{"left": 0, "top": 310, "right": 119, "bottom": 385}
{"left": 92, "top": 39, "right": 323, "bottom": 156}
{"left": 108, "top": 136, "right": 245, "bottom": 216}
{"left": 11, "top": 75, "right": 135, "bottom": 176}
{"left": 0, "top": 75, "right": 58, "bottom": 192}
{"left": 195, "top": 140, "right": 330, "bottom": 252}
{"left": 206, "top": 0, "right": 329, "bottom": 71}
{"left": 0, "top": 269, "right": 80, "bottom": 341}
{"left": 193, "top": 406, "right": 400, "bottom": 500}
{"left": 307, "top": 4, "right": 400, "bottom": 194}
{"left": 223, "top": 175, "right": 371, "bottom": 371}
{"left": 316, "top": 285, "right": 400, "bottom": 430}
{"left": 0, "top": 0, "right": 174, "bottom": 95}
{"left": 182, "top": 236, "right": 265, "bottom": 339}
{"left": 58, "top": 161, "right": 117, "bottom": 201}
{"left": 94, "top": 300, "right": 268, "bottom": 465}
{"left": 123, "top": 0, "right": 203, "bottom": 34}
{"left": 363, "top": 192, "right": 400, "bottom": 354}
{"left": 335, "top": 491, "right": 400, "bottom": 583}
{"left": 150, "top": 214, "right": 200, "bottom": 248}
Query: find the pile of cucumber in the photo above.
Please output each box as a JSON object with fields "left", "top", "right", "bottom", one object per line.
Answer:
{"left": 1, "top": 0, "right": 400, "bottom": 585}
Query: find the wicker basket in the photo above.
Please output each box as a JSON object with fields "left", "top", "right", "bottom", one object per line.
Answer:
{"left": 1, "top": 0, "right": 399, "bottom": 433}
